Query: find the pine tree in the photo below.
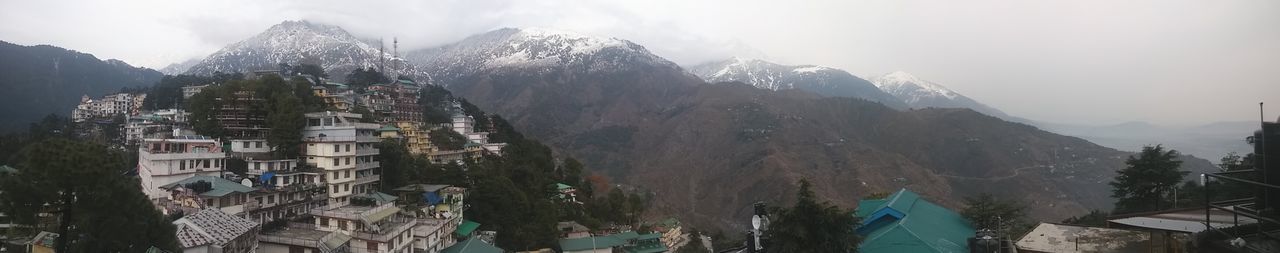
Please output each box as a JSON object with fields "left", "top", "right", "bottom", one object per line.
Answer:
{"left": 765, "top": 179, "right": 859, "bottom": 253}
{"left": 1110, "top": 145, "right": 1188, "bottom": 214}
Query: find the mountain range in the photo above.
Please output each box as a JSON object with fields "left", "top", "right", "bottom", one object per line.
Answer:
{"left": 1, "top": 21, "right": 1233, "bottom": 231}
{"left": 0, "top": 41, "right": 162, "bottom": 132}
{"left": 394, "top": 26, "right": 1218, "bottom": 229}
{"left": 688, "top": 58, "right": 907, "bottom": 109}
{"left": 183, "top": 20, "right": 428, "bottom": 81}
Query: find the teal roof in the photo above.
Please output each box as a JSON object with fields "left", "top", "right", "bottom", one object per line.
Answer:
{"left": 560, "top": 235, "right": 626, "bottom": 251}
{"left": 854, "top": 199, "right": 887, "bottom": 217}
{"left": 455, "top": 220, "right": 480, "bottom": 238}
{"left": 556, "top": 183, "right": 573, "bottom": 190}
{"left": 441, "top": 238, "right": 503, "bottom": 253}
{"left": 397, "top": 79, "right": 417, "bottom": 85}
{"left": 159, "top": 175, "right": 256, "bottom": 197}
{"left": 559, "top": 231, "right": 668, "bottom": 253}
{"left": 855, "top": 189, "right": 974, "bottom": 253}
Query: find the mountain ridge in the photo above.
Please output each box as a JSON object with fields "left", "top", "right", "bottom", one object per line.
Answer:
{"left": 183, "top": 20, "right": 428, "bottom": 81}
{"left": 689, "top": 58, "right": 908, "bottom": 109}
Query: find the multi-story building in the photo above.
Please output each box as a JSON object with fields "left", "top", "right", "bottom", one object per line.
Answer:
{"left": 449, "top": 115, "right": 506, "bottom": 154}
{"left": 215, "top": 90, "right": 270, "bottom": 139}
{"left": 303, "top": 111, "right": 382, "bottom": 207}
{"left": 396, "top": 121, "right": 431, "bottom": 155}
{"left": 72, "top": 93, "right": 147, "bottom": 122}
{"left": 183, "top": 84, "right": 211, "bottom": 99}
{"left": 138, "top": 135, "right": 228, "bottom": 200}
{"left": 124, "top": 109, "right": 190, "bottom": 146}
{"left": 360, "top": 90, "right": 394, "bottom": 122}
{"left": 392, "top": 184, "right": 468, "bottom": 253}
{"left": 311, "top": 201, "right": 417, "bottom": 253}
{"left": 157, "top": 175, "right": 256, "bottom": 216}
{"left": 313, "top": 83, "right": 355, "bottom": 111}
{"left": 390, "top": 80, "right": 421, "bottom": 123}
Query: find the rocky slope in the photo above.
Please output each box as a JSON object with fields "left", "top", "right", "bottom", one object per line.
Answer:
{"left": 689, "top": 58, "right": 907, "bottom": 109}
{"left": 868, "top": 71, "right": 1013, "bottom": 119}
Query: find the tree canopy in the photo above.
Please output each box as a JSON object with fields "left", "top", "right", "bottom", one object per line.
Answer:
{"left": 764, "top": 179, "right": 860, "bottom": 253}
{"left": 961, "top": 193, "right": 1030, "bottom": 236}
{"left": 0, "top": 138, "right": 178, "bottom": 252}
{"left": 1110, "top": 145, "right": 1188, "bottom": 214}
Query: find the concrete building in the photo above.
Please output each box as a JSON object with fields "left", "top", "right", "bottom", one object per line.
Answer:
{"left": 72, "top": 92, "right": 146, "bottom": 122}
{"left": 184, "top": 84, "right": 211, "bottom": 99}
{"left": 157, "top": 175, "right": 256, "bottom": 217}
{"left": 310, "top": 202, "right": 417, "bottom": 253}
{"left": 303, "top": 111, "right": 382, "bottom": 207}
{"left": 138, "top": 136, "right": 227, "bottom": 200}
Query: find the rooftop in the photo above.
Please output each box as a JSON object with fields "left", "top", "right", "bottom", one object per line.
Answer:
{"left": 159, "top": 175, "right": 257, "bottom": 197}
{"left": 442, "top": 237, "right": 503, "bottom": 253}
{"left": 1016, "top": 223, "right": 1149, "bottom": 253}
{"left": 1108, "top": 207, "right": 1259, "bottom": 233}
{"left": 854, "top": 189, "right": 974, "bottom": 253}
{"left": 173, "top": 208, "right": 260, "bottom": 248}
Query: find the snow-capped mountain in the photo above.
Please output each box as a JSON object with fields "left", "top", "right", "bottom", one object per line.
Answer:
{"left": 184, "top": 20, "right": 427, "bottom": 81}
{"left": 158, "top": 58, "right": 200, "bottom": 75}
{"left": 688, "top": 58, "right": 907, "bottom": 109}
{"left": 869, "top": 71, "right": 1011, "bottom": 119}
{"left": 406, "top": 28, "right": 681, "bottom": 87}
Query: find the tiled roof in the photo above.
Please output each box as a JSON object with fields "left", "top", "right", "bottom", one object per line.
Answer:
{"left": 173, "top": 208, "right": 259, "bottom": 248}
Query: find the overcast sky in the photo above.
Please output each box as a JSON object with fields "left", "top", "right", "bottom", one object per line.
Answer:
{"left": 2, "top": 0, "right": 1278, "bottom": 126}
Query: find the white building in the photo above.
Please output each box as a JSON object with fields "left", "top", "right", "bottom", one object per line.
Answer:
{"left": 72, "top": 93, "right": 146, "bottom": 122}
{"left": 450, "top": 115, "right": 506, "bottom": 155}
{"left": 184, "top": 84, "right": 211, "bottom": 99}
{"left": 138, "top": 135, "right": 227, "bottom": 199}
{"left": 303, "top": 111, "right": 382, "bottom": 207}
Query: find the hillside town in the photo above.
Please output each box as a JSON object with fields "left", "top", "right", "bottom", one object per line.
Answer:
{"left": 0, "top": 3, "right": 1276, "bottom": 251}
{"left": 0, "top": 68, "right": 688, "bottom": 253}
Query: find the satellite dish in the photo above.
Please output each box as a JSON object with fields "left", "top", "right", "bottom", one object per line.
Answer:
{"left": 241, "top": 179, "right": 254, "bottom": 187}
{"left": 751, "top": 215, "right": 762, "bottom": 230}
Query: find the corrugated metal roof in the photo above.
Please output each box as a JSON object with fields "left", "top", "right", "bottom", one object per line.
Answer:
{"left": 159, "top": 175, "right": 257, "bottom": 197}
{"left": 173, "top": 208, "right": 259, "bottom": 248}
{"left": 1016, "top": 223, "right": 1149, "bottom": 253}
{"left": 856, "top": 189, "right": 974, "bottom": 253}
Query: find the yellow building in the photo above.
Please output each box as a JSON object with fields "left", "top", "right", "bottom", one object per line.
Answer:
{"left": 397, "top": 121, "right": 433, "bottom": 155}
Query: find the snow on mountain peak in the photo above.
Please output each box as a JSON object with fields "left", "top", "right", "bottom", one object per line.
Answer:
{"left": 405, "top": 27, "right": 678, "bottom": 86}
{"left": 870, "top": 71, "right": 958, "bottom": 100}
{"left": 183, "top": 20, "right": 428, "bottom": 81}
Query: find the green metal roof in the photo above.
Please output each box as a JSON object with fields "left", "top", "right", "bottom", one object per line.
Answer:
{"left": 556, "top": 183, "right": 573, "bottom": 190}
{"left": 377, "top": 125, "right": 400, "bottom": 132}
{"left": 442, "top": 237, "right": 503, "bottom": 253}
{"left": 455, "top": 220, "right": 481, "bottom": 238}
{"left": 362, "top": 206, "right": 401, "bottom": 224}
{"left": 159, "top": 175, "right": 256, "bottom": 197}
{"left": 560, "top": 235, "right": 626, "bottom": 251}
{"left": 854, "top": 199, "right": 887, "bottom": 217}
{"left": 856, "top": 189, "right": 974, "bottom": 253}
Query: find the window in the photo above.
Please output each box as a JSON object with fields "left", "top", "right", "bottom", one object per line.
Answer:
{"left": 345, "top": 157, "right": 351, "bottom": 165}
{"left": 203, "top": 159, "right": 210, "bottom": 168}
{"left": 320, "top": 217, "right": 329, "bottom": 226}
{"left": 180, "top": 160, "right": 186, "bottom": 170}
{"left": 267, "top": 195, "right": 275, "bottom": 204}
{"left": 242, "top": 142, "right": 249, "bottom": 148}
{"left": 254, "top": 162, "right": 261, "bottom": 170}
{"left": 267, "top": 162, "right": 275, "bottom": 171}
{"left": 346, "top": 144, "right": 351, "bottom": 152}
{"left": 333, "top": 158, "right": 339, "bottom": 166}
{"left": 332, "top": 171, "right": 339, "bottom": 180}
{"left": 345, "top": 170, "right": 351, "bottom": 178}
{"left": 257, "top": 141, "right": 264, "bottom": 148}
{"left": 367, "top": 241, "right": 378, "bottom": 251}
{"left": 334, "top": 145, "right": 340, "bottom": 152}
{"left": 255, "top": 197, "right": 263, "bottom": 204}
{"left": 282, "top": 177, "right": 290, "bottom": 185}
{"left": 339, "top": 220, "right": 347, "bottom": 230}
{"left": 344, "top": 184, "right": 349, "bottom": 191}
{"left": 332, "top": 185, "right": 339, "bottom": 193}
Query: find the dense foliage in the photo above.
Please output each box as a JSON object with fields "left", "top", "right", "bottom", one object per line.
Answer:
{"left": 186, "top": 75, "right": 325, "bottom": 157}
{"left": 1110, "top": 145, "right": 1188, "bottom": 214}
{"left": 0, "top": 41, "right": 163, "bottom": 133}
{"left": 764, "top": 179, "right": 860, "bottom": 253}
{"left": 0, "top": 138, "right": 179, "bottom": 252}
{"left": 345, "top": 67, "right": 391, "bottom": 88}
{"left": 143, "top": 73, "right": 245, "bottom": 110}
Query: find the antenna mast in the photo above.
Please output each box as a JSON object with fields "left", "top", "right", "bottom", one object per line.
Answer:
{"left": 378, "top": 38, "right": 386, "bottom": 74}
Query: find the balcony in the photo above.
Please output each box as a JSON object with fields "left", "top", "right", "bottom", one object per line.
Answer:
{"left": 354, "top": 174, "right": 380, "bottom": 185}
{"left": 355, "top": 148, "right": 380, "bottom": 156}
{"left": 356, "top": 161, "right": 380, "bottom": 170}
